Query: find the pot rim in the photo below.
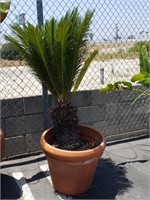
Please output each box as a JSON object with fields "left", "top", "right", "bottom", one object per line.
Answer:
{"left": 40, "top": 125, "right": 105, "bottom": 161}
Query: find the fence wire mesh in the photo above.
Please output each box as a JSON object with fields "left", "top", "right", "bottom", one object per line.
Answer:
{"left": 0, "top": 0, "right": 149, "bottom": 157}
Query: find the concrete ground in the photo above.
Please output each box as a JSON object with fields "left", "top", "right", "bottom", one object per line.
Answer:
{"left": 0, "top": 138, "right": 150, "bottom": 200}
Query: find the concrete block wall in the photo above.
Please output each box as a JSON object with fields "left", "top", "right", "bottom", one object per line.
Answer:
{"left": 1, "top": 96, "right": 45, "bottom": 158}
{"left": 89, "top": 90, "right": 149, "bottom": 141}
{"left": 1, "top": 89, "right": 149, "bottom": 158}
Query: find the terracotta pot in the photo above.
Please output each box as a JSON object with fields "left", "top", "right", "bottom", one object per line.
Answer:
{"left": 40, "top": 125, "right": 105, "bottom": 196}
{"left": 0, "top": 128, "right": 5, "bottom": 161}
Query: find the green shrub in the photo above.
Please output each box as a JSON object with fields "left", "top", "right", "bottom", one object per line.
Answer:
{"left": 0, "top": 43, "right": 22, "bottom": 60}
{"left": 128, "top": 41, "right": 149, "bottom": 54}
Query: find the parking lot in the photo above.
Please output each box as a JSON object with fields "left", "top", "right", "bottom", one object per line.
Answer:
{"left": 1, "top": 137, "right": 150, "bottom": 200}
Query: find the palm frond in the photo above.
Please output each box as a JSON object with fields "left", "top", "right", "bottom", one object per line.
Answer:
{"left": 140, "top": 44, "right": 150, "bottom": 74}
{"left": 5, "top": 8, "right": 97, "bottom": 103}
{"left": 5, "top": 24, "right": 59, "bottom": 97}
{"left": 64, "top": 9, "right": 94, "bottom": 98}
{"left": 73, "top": 49, "right": 98, "bottom": 92}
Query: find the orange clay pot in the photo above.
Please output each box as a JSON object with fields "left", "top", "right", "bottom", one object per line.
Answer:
{"left": 0, "top": 128, "right": 5, "bottom": 161}
{"left": 40, "top": 125, "right": 105, "bottom": 196}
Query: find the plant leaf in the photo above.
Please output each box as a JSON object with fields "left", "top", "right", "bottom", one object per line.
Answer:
{"left": 73, "top": 49, "right": 98, "bottom": 92}
{"left": 100, "top": 86, "right": 112, "bottom": 92}
{"left": 122, "top": 81, "right": 133, "bottom": 89}
{"left": 140, "top": 44, "right": 150, "bottom": 74}
{"left": 5, "top": 8, "right": 95, "bottom": 103}
{"left": 131, "top": 73, "right": 146, "bottom": 82}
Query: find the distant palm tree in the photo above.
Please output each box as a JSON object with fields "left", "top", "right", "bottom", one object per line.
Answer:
{"left": 5, "top": 8, "right": 98, "bottom": 150}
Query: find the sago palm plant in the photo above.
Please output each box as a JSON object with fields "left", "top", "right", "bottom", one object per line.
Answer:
{"left": 5, "top": 8, "right": 98, "bottom": 150}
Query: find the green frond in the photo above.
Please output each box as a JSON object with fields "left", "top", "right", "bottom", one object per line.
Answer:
{"left": 140, "top": 44, "right": 150, "bottom": 74}
{"left": 73, "top": 49, "right": 98, "bottom": 93}
{"left": 5, "top": 8, "right": 96, "bottom": 103}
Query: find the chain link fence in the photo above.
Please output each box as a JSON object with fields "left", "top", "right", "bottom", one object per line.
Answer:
{"left": 0, "top": 0, "right": 149, "bottom": 158}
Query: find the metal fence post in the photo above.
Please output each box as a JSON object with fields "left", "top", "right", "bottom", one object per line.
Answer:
{"left": 36, "top": 0, "right": 50, "bottom": 129}
{"left": 100, "top": 68, "right": 104, "bottom": 85}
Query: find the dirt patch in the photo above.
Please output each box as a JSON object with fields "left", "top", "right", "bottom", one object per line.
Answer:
{"left": 0, "top": 42, "right": 135, "bottom": 67}
{"left": 88, "top": 42, "right": 134, "bottom": 54}
{"left": 0, "top": 59, "right": 26, "bottom": 67}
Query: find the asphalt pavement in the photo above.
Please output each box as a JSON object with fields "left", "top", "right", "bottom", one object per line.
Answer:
{"left": 0, "top": 137, "right": 150, "bottom": 200}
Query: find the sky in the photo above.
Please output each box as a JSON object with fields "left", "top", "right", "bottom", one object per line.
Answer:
{"left": 0, "top": 0, "right": 150, "bottom": 44}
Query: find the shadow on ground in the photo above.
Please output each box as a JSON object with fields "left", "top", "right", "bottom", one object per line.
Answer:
{"left": 1, "top": 158, "right": 133, "bottom": 200}
{"left": 1, "top": 174, "right": 22, "bottom": 199}
{"left": 74, "top": 158, "right": 133, "bottom": 199}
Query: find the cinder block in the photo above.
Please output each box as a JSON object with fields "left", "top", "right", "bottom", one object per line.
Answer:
{"left": 92, "top": 121, "right": 107, "bottom": 133}
{"left": 117, "top": 102, "right": 133, "bottom": 117}
{"left": 26, "top": 132, "right": 42, "bottom": 153}
{"left": 92, "top": 90, "right": 120, "bottom": 105}
{"left": 48, "top": 94, "right": 55, "bottom": 107}
{"left": 23, "top": 96, "right": 43, "bottom": 114}
{"left": 106, "top": 129, "right": 149, "bottom": 142}
{"left": 1, "top": 98, "right": 23, "bottom": 118}
{"left": 5, "top": 114, "right": 44, "bottom": 137}
{"left": 106, "top": 117, "right": 121, "bottom": 126}
{"left": 119, "top": 114, "right": 147, "bottom": 133}
{"left": 0, "top": 119, "right": 5, "bottom": 132}
{"left": 106, "top": 102, "right": 133, "bottom": 122}
{"left": 147, "top": 113, "right": 150, "bottom": 128}
{"left": 145, "top": 97, "right": 150, "bottom": 109}
{"left": 5, "top": 136, "right": 26, "bottom": 158}
{"left": 106, "top": 103, "right": 119, "bottom": 119}
{"left": 120, "top": 86, "right": 147, "bottom": 102}
{"left": 24, "top": 114, "right": 44, "bottom": 133}
{"left": 104, "top": 125, "right": 120, "bottom": 136}
{"left": 78, "top": 105, "right": 106, "bottom": 123}
{"left": 91, "top": 90, "right": 104, "bottom": 105}
{"left": 103, "top": 91, "right": 120, "bottom": 103}
{"left": 5, "top": 116, "right": 26, "bottom": 137}
{"left": 92, "top": 121, "right": 120, "bottom": 136}
{"left": 132, "top": 99, "right": 149, "bottom": 115}
{"left": 72, "top": 91, "right": 91, "bottom": 107}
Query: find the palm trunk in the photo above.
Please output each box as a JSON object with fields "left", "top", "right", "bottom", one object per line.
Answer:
{"left": 50, "top": 102, "right": 91, "bottom": 150}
